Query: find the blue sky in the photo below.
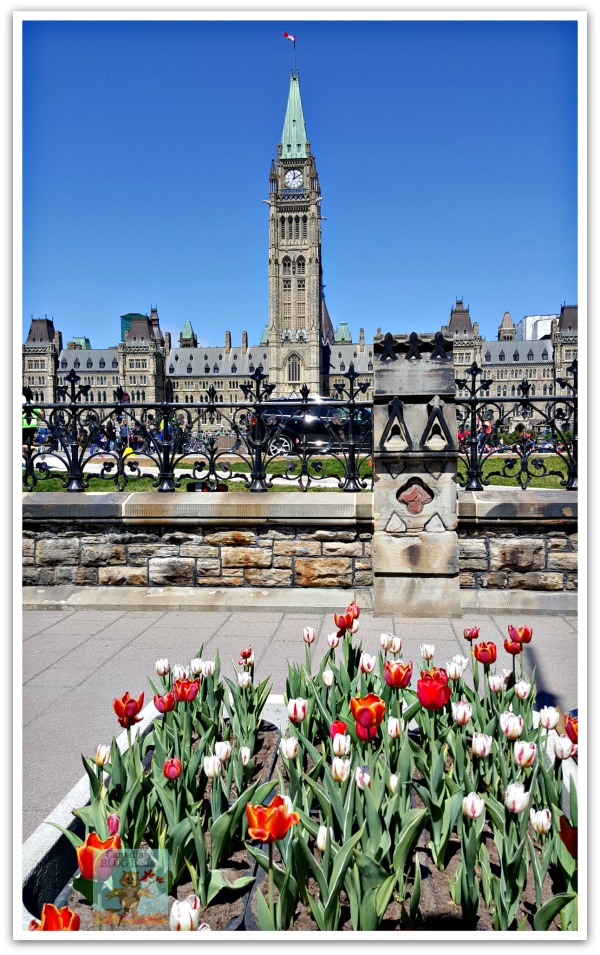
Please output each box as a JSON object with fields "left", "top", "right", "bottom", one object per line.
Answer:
{"left": 20, "top": 16, "right": 579, "bottom": 349}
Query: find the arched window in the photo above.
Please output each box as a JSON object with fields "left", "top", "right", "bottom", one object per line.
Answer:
{"left": 283, "top": 257, "right": 292, "bottom": 276}
{"left": 204, "top": 364, "right": 210, "bottom": 373}
{"left": 280, "top": 217, "right": 285, "bottom": 240}
{"left": 496, "top": 386, "right": 501, "bottom": 396}
{"left": 61, "top": 359, "right": 67, "bottom": 368}
{"left": 543, "top": 385, "right": 547, "bottom": 396}
{"left": 548, "top": 385, "right": 553, "bottom": 396}
{"left": 297, "top": 279, "right": 306, "bottom": 328}
{"left": 288, "top": 355, "right": 301, "bottom": 383}
{"left": 213, "top": 364, "right": 219, "bottom": 373}
{"left": 511, "top": 386, "right": 516, "bottom": 396}
{"left": 294, "top": 216, "right": 300, "bottom": 239}
{"left": 302, "top": 216, "right": 308, "bottom": 239}
{"left": 287, "top": 216, "right": 293, "bottom": 239}
{"left": 530, "top": 385, "right": 536, "bottom": 395}
{"left": 103, "top": 391, "right": 107, "bottom": 403}
{"left": 502, "top": 386, "right": 507, "bottom": 397}
{"left": 296, "top": 256, "right": 305, "bottom": 275}
{"left": 142, "top": 391, "right": 145, "bottom": 402}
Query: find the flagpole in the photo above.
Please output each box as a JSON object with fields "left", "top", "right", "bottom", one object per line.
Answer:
{"left": 294, "top": 39, "right": 297, "bottom": 74}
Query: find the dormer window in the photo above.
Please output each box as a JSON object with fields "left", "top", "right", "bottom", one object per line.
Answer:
{"left": 219, "top": 354, "right": 222, "bottom": 360}
{"left": 112, "top": 359, "right": 118, "bottom": 368}
{"left": 340, "top": 361, "right": 345, "bottom": 371}
{"left": 86, "top": 359, "right": 93, "bottom": 368}
{"left": 542, "top": 349, "right": 548, "bottom": 360}
{"left": 169, "top": 364, "right": 175, "bottom": 373}
{"left": 99, "top": 359, "right": 105, "bottom": 368}
{"left": 189, "top": 354, "right": 194, "bottom": 361}
{"left": 485, "top": 351, "right": 491, "bottom": 362}
{"left": 204, "top": 354, "right": 208, "bottom": 360}
{"left": 249, "top": 363, "right": 255, "bottom": 372}
{"left": 213, "top": 364, "right": 219, "bottom": 373}
{"left": 231, "top": 364, "right": 237, "bottom": 373}
{"left": 513, "top": 350, "right": 519, "bottom": 361}
{"left": 368, "top": 361, "right": 373, "bottom": 371}
{"left": 204, "top": 364, "right": 210, "bottom": 373}
{"left": 187, "top": 365, "right": 192, "bottom": 374}
{"left": 499, "top": 351, "right": 505, "bottom": 362}
{"left": 527, "top": 349, "right": 534, "bottom": 361}
{"left": 74, "top": 359, "right": 80, "bottom": 368}
{"left": 61, "top": 360, "right": 67, "bottom": 368}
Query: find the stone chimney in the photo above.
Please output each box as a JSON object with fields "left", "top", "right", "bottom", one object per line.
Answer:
{"left": 225, "top": 331, "right": 231, "bottom": 354}
{"left": 359, "top": 328, "right": 365, "bottom": 352}
{"left": 242, "top": 331, "right": 248, "bottom": 354}
{"left": 66, "top": 341, "right": 81, "bottom": 350}
{"left": 164, "top": 331, "right": 171, "bottom": 352}
{"left": 473, "top": 322, "right": 479, "bottom": 336}
{"left": 54, "top": 330, "right": 63, "bottom": 351}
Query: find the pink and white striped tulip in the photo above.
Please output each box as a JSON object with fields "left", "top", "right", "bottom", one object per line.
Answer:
{"left": 201, "top": 660, "right": 215, "bottom": 677}
{"left": 95, "top": 745, "right": 111, "bottom": 767}
{"left": 380, "top": 632, "right": 393, "bottom": 652}
{"left": 389, "top": 636, "right": 402, "bottom": 655}
{"left": 214, "top": 740, "right": 232, "bottom": 763}
{"left": 504, "top": 782, "right": 529, "bottom": 814}
{"left": 190, "top": 658, "right": 203, "bottom": 675}
{"left": 462, "top": 792, "right": 485, "bottom": 819}
{"left": 500, "top": 711, "right": 524, "bottom": 739}
{"left": 471, "top": 733, "right": 493, "bottom": 758}
{"left": 238, "top": 671, "right": 252, "bottom": 689}
{"left": 332, "top": 758, "right": 351, "bottom": 782}
{"left": 303, "top": 626, "right": 316, "bottom": 645}
{"left": 488, "top": 674, "right": 504, "bottom": 694}
{"left": 322, "top": 668, "right": 335, "bottom": 688}
{"left": 446, "top": 660, "right": 463, "bottom": 681}
{"left": 530, "top": 807, "right": 552, "bottom": 835}
{"left": 452, "top": 701, "right": 473, "bottom": 726}
{"left": 387, "top": 716, "right": 401, "bottom": 739}
{"left": 514, "top": 680, "right": 531, "bottom": 701}
{"left": 554, "top": 735, "right": 577, "bottom": 760}
{"left": 452, "top": 654, "right": 469, "bottom": 673}
{"left": 170, "top": 894, "right": 201, "bottom": 931}
{"left": 539, "top": 706, "right": 560, "bottom": 731}
{"left": 327, "top": 632, "right": 340, "bottom": 650}
{"left": 332, "top": 732, "right": 351, "bottom": 756}
{"left": 420, "top": 643, "right": 435, "bottom": 661}
{"left": 240, "top": 746, "right": 251, "bottom": 766}
{"left": 359, "top": 652, "right": 377, "bottom": 673}
{"left": 279, "top": 737, "right": 299, "bottom": 760}
{"left": 203, "top": 755, "right": 221, "bottom": 779}
{"left": 513, "top": 739, "right": 537, "bottom": 768}
{"left": 155, "top": 658, "right": 170, "bottom": 677}
{"left": 287, "top": 698, "right": 308, "bottom": 723}
{"left": 355, "top": 766, "right": 371, "bottom": 790}
{"left": 172, "top": 664, "right": 188, "bottom": 681}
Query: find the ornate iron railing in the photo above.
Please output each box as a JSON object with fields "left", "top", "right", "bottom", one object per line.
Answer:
{"left": 21, "top": 363, "right": 373, "bottom": 494}
{"left": 455, "top": 359, "right": 577, "bottom": 490}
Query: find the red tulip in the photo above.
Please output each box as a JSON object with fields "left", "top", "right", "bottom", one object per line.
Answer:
{"left": 504, "top": 637, "right": 522, "bottom": 656}
{"left": 330, "top": 719, "right": 347, "bottom": 739}
{"left": 163, "top": 757, "right": 182, "bottom": 780}
{"left": 565, "top": 715, "right": 578, "bottom": 744}
{"left": 246, "top": 794, "right": 299, "bottom": 844}
{"left": 417, "top": 668, "right": 452, "bottom": 710}
{"left": 154, "top": 691, "right": 175, "bottom": 713}
{"left": 508, "top": 624, "right": 533, "bottom": 645}
{"left": 112, "top": 691, "right": 144, "bottom": 728}
{"left": 558, "top": 816, "right": 578, "bottom": 858}
{"left": 473, "top": 641, "right": 497, "bottom": 665}
{"left": 29, "top": 904, "right": 80, "bottom": 931}
{"left": 350, "top": 693, "right": 386, "bottom": 742}
{"left": 333, "top": 610, "right": 353, "bottom": 631}
{"left": 76, "top": 832, "right": 121, "bottom": 882}
{"left": 345, "top": 601, "right": 360, "bottom": 620}
{"left": 463, "top": 627, "right": 480, "bottom": 641}
{"left": 384, "top": 659, "right": 413, "bottom": 689}
{"left": 107, "top": 813, "right": 120, "bottom": 836}
{"left": 173, "top": 678, "right": 200, "bottom": 702}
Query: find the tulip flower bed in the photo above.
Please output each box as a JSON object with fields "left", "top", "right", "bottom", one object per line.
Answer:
{"left": 30, "top": 612, "right": 579, "bottom": 933}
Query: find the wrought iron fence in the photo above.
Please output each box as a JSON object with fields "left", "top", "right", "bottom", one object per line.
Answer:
{"left": 455, "top": 359, "right": 577, "bottom": 490}
{"left": 21, "top": 363, "right": 373, "bottom": 493}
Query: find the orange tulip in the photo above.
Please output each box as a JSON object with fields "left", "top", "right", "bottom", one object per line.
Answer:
{"left": 565, "top": 714, "right": 578, "bottom": 744}
{"left": 350, "top": 693, "right": 386, "bottom": 741}
{"left": 112, "top": 691, "right": 144, "bottom": 728}
{"left": 507, "top": 624, "right": 533, "bottom": 645}
{"left": 173, "top": 678, "right": 200, "bottom": 702}
{"left": 245, "top": 794, "right": 299, "bottom": 844}
{"left": 29, "top": 904, "right": 80, "bottom": 931}
{"left": 384, "top": 660, "right": 413, "bottom": 689}
{"left": 472, "top": 641, "right": 497, "bottom": 665}
{"left": 76, "top": 832, "right": 121, "bottom": 882}
{"left": 504, "top": 637, "right": 522, "bottom": 656}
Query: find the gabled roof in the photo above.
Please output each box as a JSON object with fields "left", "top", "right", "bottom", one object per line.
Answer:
{"left": 447, "top": 299, "right": 474, "bottom": 337}
{"left": 499, "top": 311, "right": 514, "bottom": 329}
{"left": 325, "top": 343, "right": 374, "bottom": 375}
{"left": 281, "top": 73, "right": 308, "bottom": 160}
{"left": 58, "top": 349, "right": 120, "bottom": 371}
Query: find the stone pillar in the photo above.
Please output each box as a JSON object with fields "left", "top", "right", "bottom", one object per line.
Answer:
{"left": 372, "top": 331, "right": 461, "bottom": 616}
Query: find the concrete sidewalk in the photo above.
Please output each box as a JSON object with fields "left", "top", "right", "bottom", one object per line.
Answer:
{"left": 21, "top": 599, "right": 578, "bottom": 842}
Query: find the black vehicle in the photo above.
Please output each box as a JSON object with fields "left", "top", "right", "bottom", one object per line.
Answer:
{"left": 249, "top": 398, "right": 372, "bottom": 455}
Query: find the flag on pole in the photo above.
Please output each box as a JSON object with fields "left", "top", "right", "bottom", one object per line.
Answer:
{"left": 283, "top": 32, "right": 296, "bottom": 44}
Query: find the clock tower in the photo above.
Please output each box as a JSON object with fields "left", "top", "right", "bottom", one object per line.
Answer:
{"left": 267, "top": 71, "right": 330, "bottom": 395}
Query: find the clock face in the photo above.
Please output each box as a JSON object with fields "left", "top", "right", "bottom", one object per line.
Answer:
{"left": 284, "top": 169, "right": 304, "bottom": 189}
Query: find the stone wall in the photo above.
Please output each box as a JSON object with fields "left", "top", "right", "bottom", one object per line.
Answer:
{"left": 22, "top": 489, "right": 577, "bottom": 598}
{"left": 457, "top": 489, "right": 577, "bottom": 593}
{"left": 22, "top": 492, "right": 373, "bottom": 590}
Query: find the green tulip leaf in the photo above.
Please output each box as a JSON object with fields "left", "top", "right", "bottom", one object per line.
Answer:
{"left": 533, "top": 892, "right": 577, "bottom": 931}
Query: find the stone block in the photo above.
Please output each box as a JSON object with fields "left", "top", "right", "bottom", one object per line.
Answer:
{"left": 355, "top": 571, "right": 373, "bottom": 587}
{"left": 565, "top": 574, "right": 578, "bottom": 591}
{"left": 22, "top": 567, "right": 56, "bottom": 586}
{"left": 546, "top": 537, "right": 572, "bottom": 552}
{"left": 458, "top": 539, "right": 488, "bottom": 559}
{"left": 363, "top": 540, "right": 373, "bottom": 556}
{"left": 374, "top": 575, "right": 462, "bottom": 616}
{"left": 546, "top": 552, "right": 578, "bottom": 572}
{"left": 162, "top": 531, "right": 202, "bottom": 544}
{"left": 355, "top": 559, "right": 373, "bottom": 571}
{"left": 127, "top": 544, "right": 179, "bottom": 559}
{"left": 461, "top": 557, "right": 489, "bottom": 571}
{"left": 506, "top": 572, "right": 564, "bottom": 591}
{"left": 179, "top": 544, "right": 220, "bottom": 558}
{"left": 459, "top": 573, "right": 476, "bottom": 588}
{"left": 22, "top": 539, "right": 34, "bottom": 565}
{"left": 36, "top": 538, "right": 80, "bottom": 565}
{"left": 322, "top": 542, "right": 363, "bottom": 557}
{"left": 98, "top": 566, "right": 148, "bottom": 586}
{"left": 373, "top": 468, "right": 457, "bottom": 534}
{"left": 244, "top": 568, "right": 293, "bottom": 587}
{"left": 373, "top": 531, "right": 459, "bottom": 576}
{"left": 195, "top": 560, "right": 222, "bottom": 577}
{"left": 273, "top": 540, "right": 322, "bottom": 557}
{"left": 295, "top": 557, "right": 353, "bottom": 588}
{"left": 81, "top": 544, "right": 126, "bottom": 566}
{"left": 478, "top": 572, "right": 508, "bottom": 589}
{"left": 55, "top": 566, "right": 99, "bottom": 585}
{"left": 204, "top": 530, "right": 257, "bottom": 546}
{"left": 302, "top": 530, "right": 358, "bottom": 541}
{"left": 489, "top": 539, "right": 544, "bottom": 571}
{"left": 149, "top": 558, "right": 195, "bottom": 586}
{"left": 260, "top": 528, "right": 296, "bottom": 539}
{"left": 273, "top": 557, "right": 292, "bottom": 568}
{"left": 221, "top": 547, "right": 272, "bottom": 568}
{"left": 196, "top": 576, "right": 244, "bottom": 587}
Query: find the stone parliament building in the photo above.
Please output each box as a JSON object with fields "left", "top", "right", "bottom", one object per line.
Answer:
{"left": 23, "top": 71, "right": 578, "bottom": 433}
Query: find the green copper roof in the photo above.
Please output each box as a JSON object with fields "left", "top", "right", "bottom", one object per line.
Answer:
{"left": 281, "top": 73, "right": 308, "bottom": 159}
{"left": 334, "top": 322, "right": 352, "bottom": 343}
{"left": 71, "top": 336, "right": 92, "bottom": 349}
{"left": 260, "top": 323, "right": 269, "bottom": 345}
{"left": 181, "top": 320, "right": 195, "bottom": 338}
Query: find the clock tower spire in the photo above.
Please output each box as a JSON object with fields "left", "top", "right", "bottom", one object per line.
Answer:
{"left": 267, "top": 71, "right": 325, "bottom": 396}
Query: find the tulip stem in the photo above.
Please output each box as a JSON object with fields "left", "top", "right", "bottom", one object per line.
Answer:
{"left": 268, "top": 842, "right": 275, "bottom": 928}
